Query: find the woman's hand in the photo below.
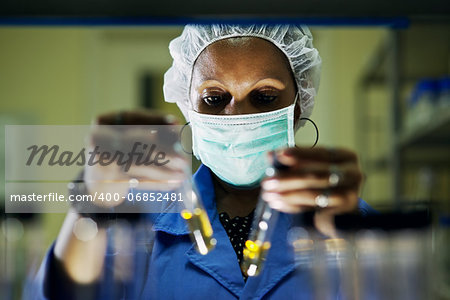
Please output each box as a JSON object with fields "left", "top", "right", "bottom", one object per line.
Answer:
{"left": 261, "top": 147, "right": 363, "bottom": 237}
{"left": 56, "top": 110, "right": 187, "bottom": 284}
{"left": 83, "top": 110, "right": 187, "bottom": 208}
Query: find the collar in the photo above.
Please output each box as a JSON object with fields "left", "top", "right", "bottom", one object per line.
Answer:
{"left": 242, "top": 212, "right": 297, "bottom": 298}
{"left": 151, "top": 164, "right": 297, "bottom": 298}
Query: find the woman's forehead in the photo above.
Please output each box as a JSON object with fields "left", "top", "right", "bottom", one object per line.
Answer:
{"left": 192, "top": 37, "right": 292, "bottom": 83}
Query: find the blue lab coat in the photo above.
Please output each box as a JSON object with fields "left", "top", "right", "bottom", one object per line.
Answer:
{"left": 30, "top": 164, "right": 375, "bottom": 300}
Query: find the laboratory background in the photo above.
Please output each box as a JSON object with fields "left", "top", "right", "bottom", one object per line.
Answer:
{"left": 0, "top": 21, "right": 449, "bottom": 299}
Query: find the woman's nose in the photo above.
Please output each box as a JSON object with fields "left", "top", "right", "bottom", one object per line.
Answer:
{"left": 224, "top": 96, "right": 259, "bottom": 115}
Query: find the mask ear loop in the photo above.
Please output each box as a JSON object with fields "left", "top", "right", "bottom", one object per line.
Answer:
{"left": 178, "top": 122, "right": 193, "bottom": 155}
{"left": 297, "top": 118, "right": 319, "bottom": 148}
{"left": 292, "top": 92, "right": 299, "bottom": 108}
{"left": 292, "top": 92, "right": 319, "bottom": 148}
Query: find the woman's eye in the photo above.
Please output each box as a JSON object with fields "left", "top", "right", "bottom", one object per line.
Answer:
{"left": 203, "top": 95, "right": 222, "bottom": 104}
{"left": 251, "top": 88, "right": 279, "bottom": 104}
{"left": 202, "top": 92, "right": 230, "bottom": 106}
{"left": 254, "top": 93, "right": 278, "bottom": 104}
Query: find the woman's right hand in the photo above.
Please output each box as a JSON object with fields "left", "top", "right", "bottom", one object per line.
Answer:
{"left": 83, "top": 110, "right": 187, "bottom": 208}
{"left": 55, "top": 110, "right": 184, "bottom": 284}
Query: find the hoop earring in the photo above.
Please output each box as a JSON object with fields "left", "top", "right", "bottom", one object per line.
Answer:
{"left": 179, "top": 122, "right": 193, "bottom": 155}
{"left": 297, "top": 118, "right": 319, "bottom": 148}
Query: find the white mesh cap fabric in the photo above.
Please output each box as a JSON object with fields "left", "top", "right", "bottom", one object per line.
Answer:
{"left": 163, "top": 24, "right": 321, "bottom": 123}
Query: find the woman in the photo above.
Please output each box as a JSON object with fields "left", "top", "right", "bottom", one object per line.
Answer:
{"left": 33, "top": 24, "right": 374, "bottom": 299}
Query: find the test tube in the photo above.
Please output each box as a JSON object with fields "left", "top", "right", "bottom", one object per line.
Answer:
{"left": 241, "top": 154, "right": 288, "bottom": 277}
{"left": 173, "top": 126, "right": 216, "bottom": 256}
{"left": 180, "top": 183, "right": 216, "bottom": 255}
{"left": 241, "top": 196, "right": 279, "bottom": 276}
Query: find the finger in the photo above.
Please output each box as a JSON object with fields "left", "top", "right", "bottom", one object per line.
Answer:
{"left": 125, "top": 179, "right": 182, "bottom": 192}
{"left": 120, "top": 153, "right": 188, "bottom": 170}
{"left": 96, "top": 111, "right": 178, "bottom": 125}
{"left": 85, "top": 139, "right": 189, "bottom": 173}
{"left": 267, "top": 200, "right": 306, "bottom": 214}
{"left": 266, "top": 160, "right": 331, "bottom": 176}
{"left": 275, "top": 147, "right": 358, "bottom": 166}
{"left": 263, "top": 191, "right": 358, "bottom": 215}
{"left": 86, "top": 175, "right": 183, "bottom": 194}
{"left": 92, "top": 151, "right": 189, "bottom": 175}
{"left": 313, "top": 210, "right": 339, "bottom": 238}
{"left": 262, "top": 165, "right": 363, "bottom": 191}
{"left": 85, "top": 161, "right": 187, "bottom": 194}
{"left": 262, "top": 177, "right": 329, "bottom": 191}
{"left": 314, "top": 190, "right": 360, "bottom": 215}
{"left": 262, "top": 190, "right": 343, "bottom": 208}
{"left": 90, "top": 126, "right": 180, "bottom": 155}
{"left": 262, "top": 191, "right": 358, "bottom": 214}
{"left": 124, "top": 167, "right": 185, "bottom": 183}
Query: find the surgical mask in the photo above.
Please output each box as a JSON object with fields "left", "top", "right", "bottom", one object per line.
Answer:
{"left": 188, "top": 94, "right": 298, "bottom": 187}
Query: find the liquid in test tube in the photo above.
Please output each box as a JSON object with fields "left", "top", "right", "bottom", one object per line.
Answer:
{"left": 241, "top": 153, "right": 291, "bottom": 276}
{"left": 181, "top": 187, "right": 217, "bottom": 255}
{"left": 174, "top": 137, "right": 217, "bottom": 255}
{"left": 241, "top": 198, "right": 279, "bottom": 276}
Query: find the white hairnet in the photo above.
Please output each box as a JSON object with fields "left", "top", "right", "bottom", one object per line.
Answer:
{"left": 163, "top": 24, "right": 321, "bottom": 123}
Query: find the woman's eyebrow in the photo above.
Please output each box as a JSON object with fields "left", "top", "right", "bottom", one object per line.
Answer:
{"left": 196, "top": 78, "right": 286, "bottom": 93}
{"left": 251, "top": 78, "right": 286, "bottom": 90}
{"left": 196, "top": 80, "right": 227, "bottom": 92}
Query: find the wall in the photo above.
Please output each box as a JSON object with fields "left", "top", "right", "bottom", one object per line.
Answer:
{"left": 0, "top": 26, "right": 387, "bottom": 252}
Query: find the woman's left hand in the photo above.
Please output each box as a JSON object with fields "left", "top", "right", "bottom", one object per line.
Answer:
{"left": 261, "top": 147, "right": 363, "bottom": 237}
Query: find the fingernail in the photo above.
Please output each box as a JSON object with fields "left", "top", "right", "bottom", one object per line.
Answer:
{"left": 169, "top": 157, "right": 188, "bottom": 168}
{"left": 281, "top": 149, "right": 294, "bottom": 156}
{"left": 165, "top": 115, "right": 178, "bottom": 124}
{"left": 262, "top": 192, "right": 281, "bottom": 202}
{"left": 268, "top": 200, "right": 284, "bottom": 210}
{"left": 262, "top": 180, "right": 279, "bottom": 190}
{"left": 277, "top": 153, "right": 296, "bottom": 165}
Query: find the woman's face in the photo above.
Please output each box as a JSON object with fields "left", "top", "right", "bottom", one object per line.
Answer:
{"left": 190, "top": 37, "right": 300, "bottom": 120}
